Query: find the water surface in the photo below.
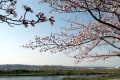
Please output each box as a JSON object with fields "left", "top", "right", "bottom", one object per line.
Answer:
{"left": 0, "top": 75, "right": 101, "bottom": 80}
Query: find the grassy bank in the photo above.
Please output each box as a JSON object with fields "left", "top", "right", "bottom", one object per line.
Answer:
{"left": 61, "top": 77, "right": 108, "bottom": 80}
{"left": 0, "top": 68, "right": 119, "bottom": 76}
{"left": 61, "top": 75, "right": 120, "bottom": 80}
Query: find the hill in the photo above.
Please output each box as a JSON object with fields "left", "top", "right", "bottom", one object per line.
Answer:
{"left": 0, "top": 64, "right": 110, "bottom": 70}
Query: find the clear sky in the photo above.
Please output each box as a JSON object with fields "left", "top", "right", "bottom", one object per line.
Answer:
{"left": 0, "top": 0, "right": 120, "bottom": 67}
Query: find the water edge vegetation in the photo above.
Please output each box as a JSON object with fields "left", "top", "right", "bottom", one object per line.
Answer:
{"left": 0, "top": 68, "right": 119, "bottom": 77}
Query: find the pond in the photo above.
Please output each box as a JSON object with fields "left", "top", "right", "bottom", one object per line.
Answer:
{"left": 0, "top": 75, "right": 102, "bottom": 80}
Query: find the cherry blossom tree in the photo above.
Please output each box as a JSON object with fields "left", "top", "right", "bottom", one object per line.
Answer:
{"left": 0, "top": 0, "right": 55, "bottom": 27}
{"left": 22, "top": 0, "right": 120, "bottom": 63}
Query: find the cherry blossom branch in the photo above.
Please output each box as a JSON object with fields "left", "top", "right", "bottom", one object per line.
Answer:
{"left": 0, "top": 0, "right": 55, "bottom": 27}
{"left": 21, "top": 0, "right": 120, "bottom": 63}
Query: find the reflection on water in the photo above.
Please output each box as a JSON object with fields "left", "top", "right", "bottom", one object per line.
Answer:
{"left": 0, "top": 75, "right": 101, "bottom": 80}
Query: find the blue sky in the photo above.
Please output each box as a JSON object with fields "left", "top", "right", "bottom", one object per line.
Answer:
{"left": 0, "top": 0, "right": 120, "bottom": 67}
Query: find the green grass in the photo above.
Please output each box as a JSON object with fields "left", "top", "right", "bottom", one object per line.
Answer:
{"left": 61, "top": 77, "right": 109, "bottom": 80}
{"left": 61, "top": 75, "right": 120, "bottom": 80}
